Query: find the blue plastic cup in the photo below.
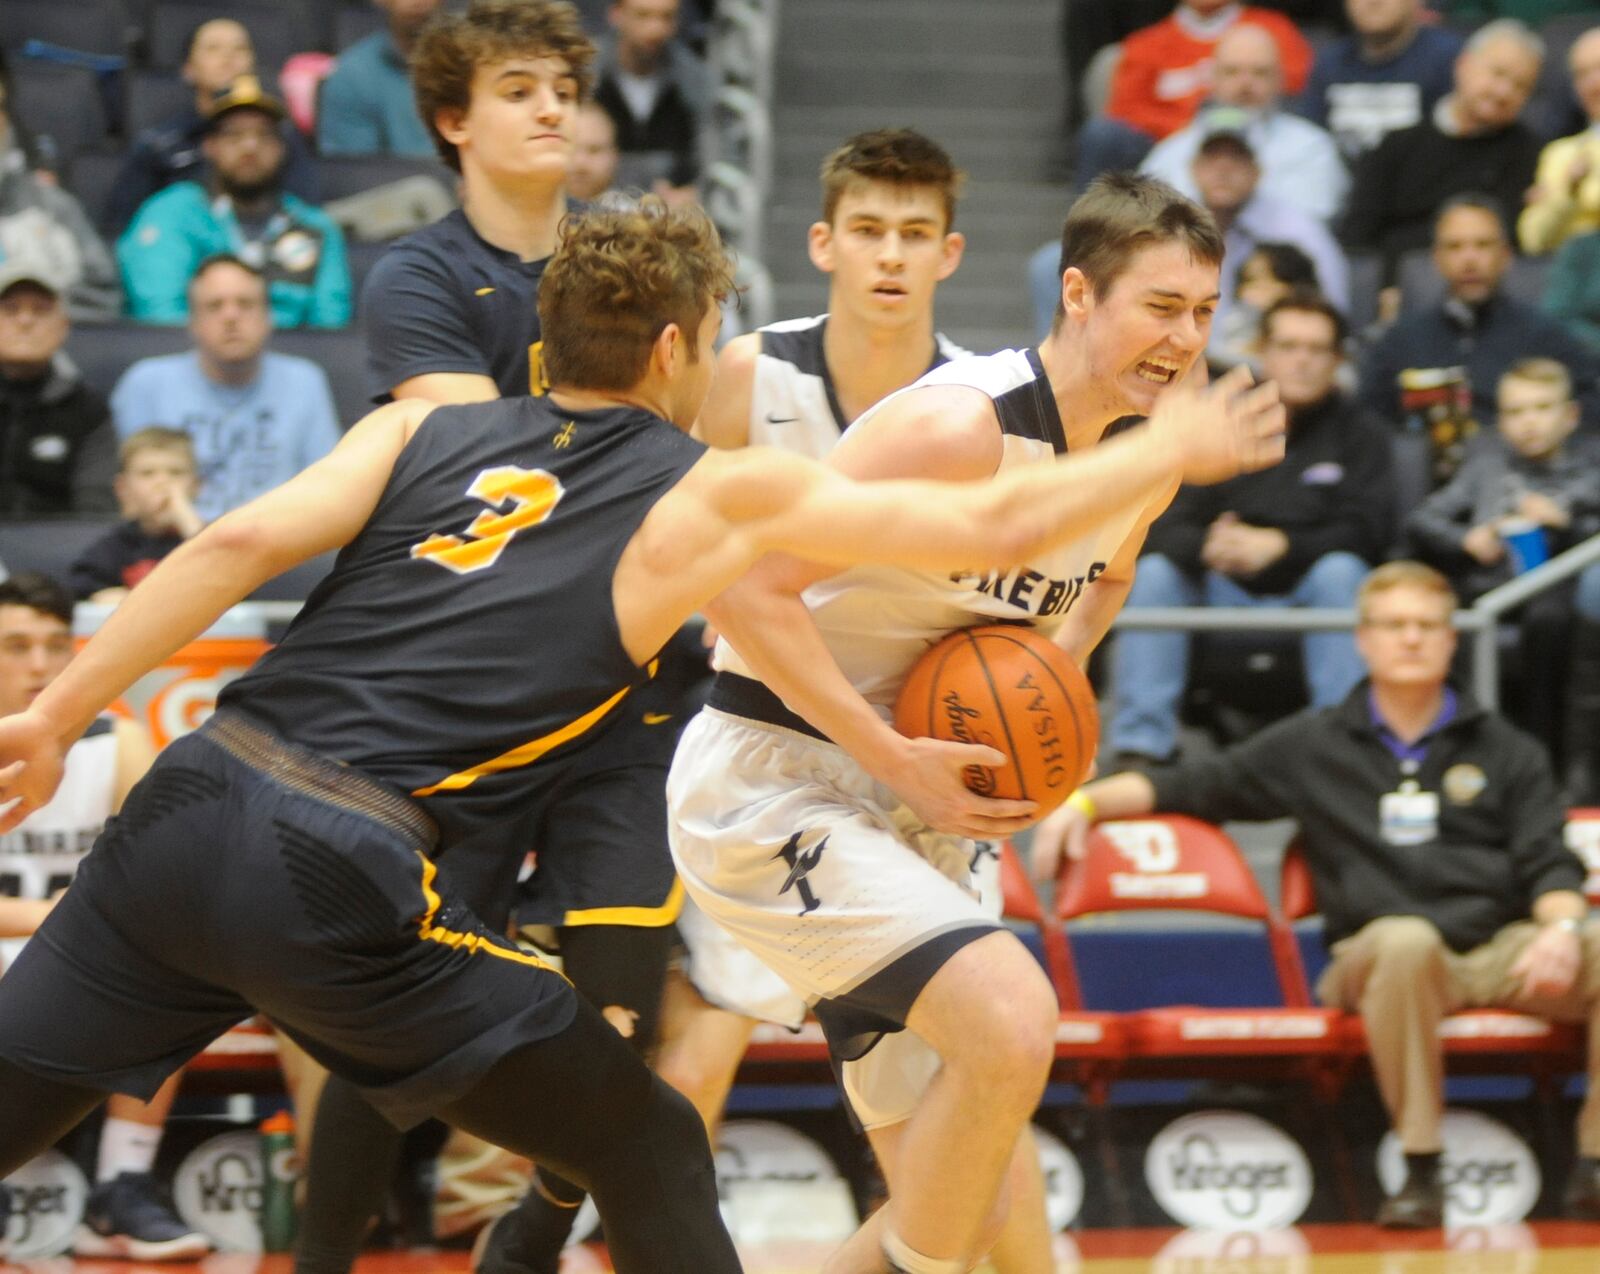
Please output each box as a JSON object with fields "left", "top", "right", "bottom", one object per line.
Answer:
{"left": 1501, "top": 517, "right": 1549, "bottom": 574}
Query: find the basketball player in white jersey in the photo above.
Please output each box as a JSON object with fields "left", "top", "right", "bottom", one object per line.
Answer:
{"left": 668, "top": 172, "right": 1232, "bottom": 1274}
{"left": 660, "top": 128, "right": 1054, "bottom": 1272}
{"left": 0, "top": 573, "right": 207, "bottom": 1262}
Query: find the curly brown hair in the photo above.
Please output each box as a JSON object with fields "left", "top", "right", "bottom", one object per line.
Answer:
{"left": 819, "top": 128, "right": 964, "bottom": 231}
{"left": 411, "top": 0, "right": 595, "bottom": 173}
{"left": 539, "top": 199, "right": 737, "bottom": 392}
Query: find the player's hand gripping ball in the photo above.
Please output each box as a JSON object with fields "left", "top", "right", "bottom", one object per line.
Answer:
{"left": 894, "top": 624, "right": 1098, "bottom": 816}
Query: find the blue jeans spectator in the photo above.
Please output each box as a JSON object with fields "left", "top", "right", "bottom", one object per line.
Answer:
{"left": 1028, "top": 241, "right": 1060, "bottom": 343}
{"left": 1109, "top": 551, "right": 1370, "bottom": 760}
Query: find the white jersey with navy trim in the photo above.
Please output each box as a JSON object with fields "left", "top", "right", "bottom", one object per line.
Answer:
{"left": 747, "top": 314, "right": 969, "bottom": 459}
{"left": 0, "top": 715, "right": 118, "bottom": 969}
{"left": 719, "top": 345, "right": 1163, "bottom": 713}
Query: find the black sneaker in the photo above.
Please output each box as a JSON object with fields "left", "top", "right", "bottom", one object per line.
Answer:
{"left": 471, "top": 1205, "right": 559, "bottom": 1274}
{"left": 73, "top": 1172, "right": 211, "bottom": 1261}
{"left": 1376, "top": 1169, "right": 1445, "bottom": 1228}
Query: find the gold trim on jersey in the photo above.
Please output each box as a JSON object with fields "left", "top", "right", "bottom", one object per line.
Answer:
{"left": 410, "top": 660, "right": 659, "bottom": 798}
{"left": 562, "top": 877, "right": 684, "bottom": 929}
{"left": 415, "top": 853, "right": 565, "bottom": 976}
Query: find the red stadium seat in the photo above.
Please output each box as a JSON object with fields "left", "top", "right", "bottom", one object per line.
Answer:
{"left": 1057, "top": 817, "right": 1342, "bottom": 1079}
{"left": 1280, "top": 842, "right": 1584, "bottom": 1066}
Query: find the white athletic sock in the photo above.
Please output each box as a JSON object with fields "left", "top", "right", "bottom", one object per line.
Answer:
{"left": 97, "top": 1118, "right": 162, "bottom": 1181}
{"left": 881, "top": 1226, "right": 968, "bottom": 1274}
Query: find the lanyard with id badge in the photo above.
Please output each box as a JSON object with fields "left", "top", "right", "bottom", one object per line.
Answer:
{"left": 1380, "top": 777, "right": 1440, "bottom": 846}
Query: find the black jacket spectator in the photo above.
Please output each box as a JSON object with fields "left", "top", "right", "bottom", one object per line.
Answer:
{"left": 1343, "top": 118, "right": 1542, "bottom": 274}
{"left": 69, "top": 521, "right": 183, "bottom": 600}
{"left": 1359, "top": 293, "right": 1600, "bottom": 430}
{"left": 1144, "top": 390, "right": 1397, "bottom": 595}
{"left": 0, "top": 355, "right": 116, "bottom": 515}
{"left": 1149, "top": 683, "right": 1580, "bottom": 951}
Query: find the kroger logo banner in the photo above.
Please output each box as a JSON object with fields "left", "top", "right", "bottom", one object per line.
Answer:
{"left": 1146, "top": 1110, "right": 1314, "bottom": 1230}
{"left": 1377, "top": 1109, "right": 1540, "bottom": 1227}
{"left": 2, "top": 1150, "right": 88, "bottom": 1258}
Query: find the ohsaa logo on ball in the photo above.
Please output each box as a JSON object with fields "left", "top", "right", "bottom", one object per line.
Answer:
{"left": 172, "top": 1131, "right": 264, "bottom": 1252}
{"left": 1377, "top": 1109, "right": 1540, "bottom": 1226}
{"left": 713, "top": 1120, "right": 855, "bottom": 1245}
{"left": 1153, "top": 1225, "right": 1312, "bottom": 1273}
{"left": 2, "top": 1150, "right": 89, "bottom": 1258}
{"left": 1030, "top": 1124, "right": 1085, "bottom": 1230}
{"left": 1145, "top": 1110, "right": 1314, "bottom": 1230}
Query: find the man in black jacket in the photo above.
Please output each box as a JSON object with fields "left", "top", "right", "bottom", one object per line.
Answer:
{"left": 1045, "top": 559, "right": 1600, "bottom": 1228}
{"left": 1106, "top": 291, "right": 1394, "bottom": 762}
{"left": 0, "top": 258, "right": 115, "bottom": 515}
{"left": 1360, "top": 194, "right": 1600, "bottom": 443}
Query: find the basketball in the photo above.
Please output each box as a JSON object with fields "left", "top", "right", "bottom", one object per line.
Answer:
{"left": 893, "top": 624, "right": 1099, "bottom": 814}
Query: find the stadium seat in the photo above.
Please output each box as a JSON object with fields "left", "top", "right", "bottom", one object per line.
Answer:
{"left": 1280, "top": 841, "right": 1585, "bottom": 1069}
{"left": 0, "top": 517, "right": 120, "bottom": 584}
{"left": 333, "top": 4, "right": 387, "bottom": 53}
{"left": 123, "top": 68, "right": 193, "bottom": 139}
{"left": 66, "top": 146, "right": 126, "bottom": 237}
{"left": 317, "top": 154, "right": 456, "bottom": 203}
{"left": 1057, "top": 816, "right": 1344, "bottom": 1083}
{"left": 272, "top": 326, "right": 371, "bottom": 427}
{"left": 1398, "top": 249, "right": 1552, "bottom": 314}
{"left": 145, "top": 0, "right": 306, "bottom": 76}
{"left": 65, "top": 321, "right": 189, "bottom": 400}
{"left": 0, "top": 0, "right": 128, "bottom": 59}
{"left": 5, "top": 62, "right": 110, "bottom": 166}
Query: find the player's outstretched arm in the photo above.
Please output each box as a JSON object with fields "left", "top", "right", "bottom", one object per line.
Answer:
{"left": 0, "top": 402, "right": 433, "bottom": 829}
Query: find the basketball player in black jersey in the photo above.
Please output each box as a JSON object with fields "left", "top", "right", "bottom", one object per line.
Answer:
{"left": 308, "top": 4, "right": 704, "bottom": 1269}
{"left": 0, "top": 201, "right": 1282, "bottom": 1272}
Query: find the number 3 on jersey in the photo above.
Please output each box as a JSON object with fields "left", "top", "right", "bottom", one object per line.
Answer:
{"left": 412, "top": 465, "right": 565, "bottom": 574}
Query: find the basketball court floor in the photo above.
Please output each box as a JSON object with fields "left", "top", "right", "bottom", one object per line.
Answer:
{"left": 11, "top": 1226, "right": 1600, "bottom": 1274}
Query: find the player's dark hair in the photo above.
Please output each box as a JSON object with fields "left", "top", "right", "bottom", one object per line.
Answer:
{"left": 1261, "top": 288, "right": 1348, "bottom": 348}
{"left": 540, "top": 199, "right": 735, "bottom": 391}
{"left": 819, "top": 128, "right": 965, "bottom": 231}
{"left": 411, "top": 0, "right": 595, "bottom": 174}
{"left": 1051, "top": 172, "right": 1223, "bottom": 330}
{"left": 188, "top": 253, "right": 265, "bottom": 297}
{"left": 0, "top": 572, "right": 72, "bottom": 626}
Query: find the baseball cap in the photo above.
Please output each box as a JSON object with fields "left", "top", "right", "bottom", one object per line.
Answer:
{"left": 205, "top": 75, "right": 287, "bottom": 130}
{"left": 0, "top": 255, "right": 67, "bottom": 298}
{"left": 1195, "top": 106, "right": 1258, "bottom": 160}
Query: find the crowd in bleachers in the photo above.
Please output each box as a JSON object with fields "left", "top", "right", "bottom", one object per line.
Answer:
{"left": 1055, "top": 0, "right": 1600, "bottom": 810}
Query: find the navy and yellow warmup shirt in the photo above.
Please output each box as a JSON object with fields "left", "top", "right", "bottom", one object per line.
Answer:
{"left": 361, "top": 208, "right": 563, "bottom": 401}
{"left": 221, "top": 394, "right": 705, "bottom": 905}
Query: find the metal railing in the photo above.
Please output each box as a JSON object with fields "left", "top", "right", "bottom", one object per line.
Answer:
{"left": 1109, "top": 534, "right": 1600, "bottom": 710}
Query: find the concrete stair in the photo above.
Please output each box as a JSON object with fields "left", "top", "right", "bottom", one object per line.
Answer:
{"left": 760, "top": 0, "right": 1072, "bottom": 352}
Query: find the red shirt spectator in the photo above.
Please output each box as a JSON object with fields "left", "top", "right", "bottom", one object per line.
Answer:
{"left": 1107, "top": 1, "right": 1313, "bottom": 141}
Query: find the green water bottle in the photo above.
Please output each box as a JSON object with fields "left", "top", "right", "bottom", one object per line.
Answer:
{"left": 259, "top": 1110, "right": 298, "bottom": 1252}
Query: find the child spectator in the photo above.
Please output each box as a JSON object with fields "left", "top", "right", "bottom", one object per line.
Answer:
{"left": 70, "top": 429, "right": 204, "bottom": 606}
{"left": 1407, "top": 358, "right": 1600, "bottom": 749}
{"left": 1212, "top": 240, "right": 1321, "bottom": 370}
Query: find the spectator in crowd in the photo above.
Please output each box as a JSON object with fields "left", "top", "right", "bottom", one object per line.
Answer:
{"left": 0, "top": 82, "right": 120, "bottom": 323}
{"left": 1195, "top": 129, "right": 1350, "bottom": 352}
{"left": 1141, "top": 25, "right": 1350, "bottom": 223}
{"left": 1031, "top": 127, "right": 1346, "bottom": 342}
{"left": 568, "top": 100, "right": 620, "bottom": 202}
{"left": 1106, "top": 292, "right": 1392, "bottom": 765}
{"left": 0, "top": 260, "right": 115, "bottom": 516}
{"left": 69, "top": 429, "right": 205, "bottom": 607}
{"left": 1342, "top": 19, "right": 1543, "bottom": 277}
{"left": 1051, "top": 559, "right": 1600, "bottom": 1227}
{"left": 1440, "top": 0, "right": 1600, "bottom": 23}
{"left": 1298, "top": 0, "right": 1466, "bottom": 162}
{"left": 318, "top": 0, "right": 446, "bottom": 157}
{"left": 1407, "top": 358, "right": 1600, "bottom": 748}
{"left": 594, "top": 0, "right": 709, "bottom": 202}
{"left": 0, "top": 573, "right": 204, "bottom": 1260}
{"left": 1212, "top": 241, "right": 1324, "bottom": 371}
{"left": 1520, "top": 27, "right": 1600, "bottom": 254}
{"left": 110, "top": 255, "right": 340, "bottom": 521}
{"left": 1076, "top": 0, "right": 1312, "bottom": 186}
{"left": 108, "top": 19, "right": 319, "bottom": 235}
{"left": 1570, "top": 561, "right": 1600, "bottom": 803}
{"left": 119, "top": 77, "right": 351, "bottom": 330}
{"left": 1544, "top": 223, "right": 1600, "bottom": 347}
{"left": 1360, "top": 195, "right": 1600, "bottom": 436}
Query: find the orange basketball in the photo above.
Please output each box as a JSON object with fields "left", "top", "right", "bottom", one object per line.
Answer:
{"left": 893, "top": 624, "right": 1098, "bottom": 814}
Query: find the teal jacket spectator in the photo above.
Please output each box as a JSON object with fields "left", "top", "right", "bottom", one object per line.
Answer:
{"left": 317, "top": 32, "right": 434, "bottom": 157}
{"left": 117, "top": 183, "right": 352, "bottom": 329}
{"left": 1543, "top": 230, "right": 1600, "bottom": 352}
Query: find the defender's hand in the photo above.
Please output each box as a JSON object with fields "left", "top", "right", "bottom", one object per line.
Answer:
{"left": 886, "top": 736, "right": 1039, "bottom": 839}
{"left": 1030, "top": 800, "right": 1093, "bottom": 882}
{"left": 1149, "top": 366, "right": 1287, "bottom": 486}
{"left": 0, "top": 709, "right": 70, "bottom": 834}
